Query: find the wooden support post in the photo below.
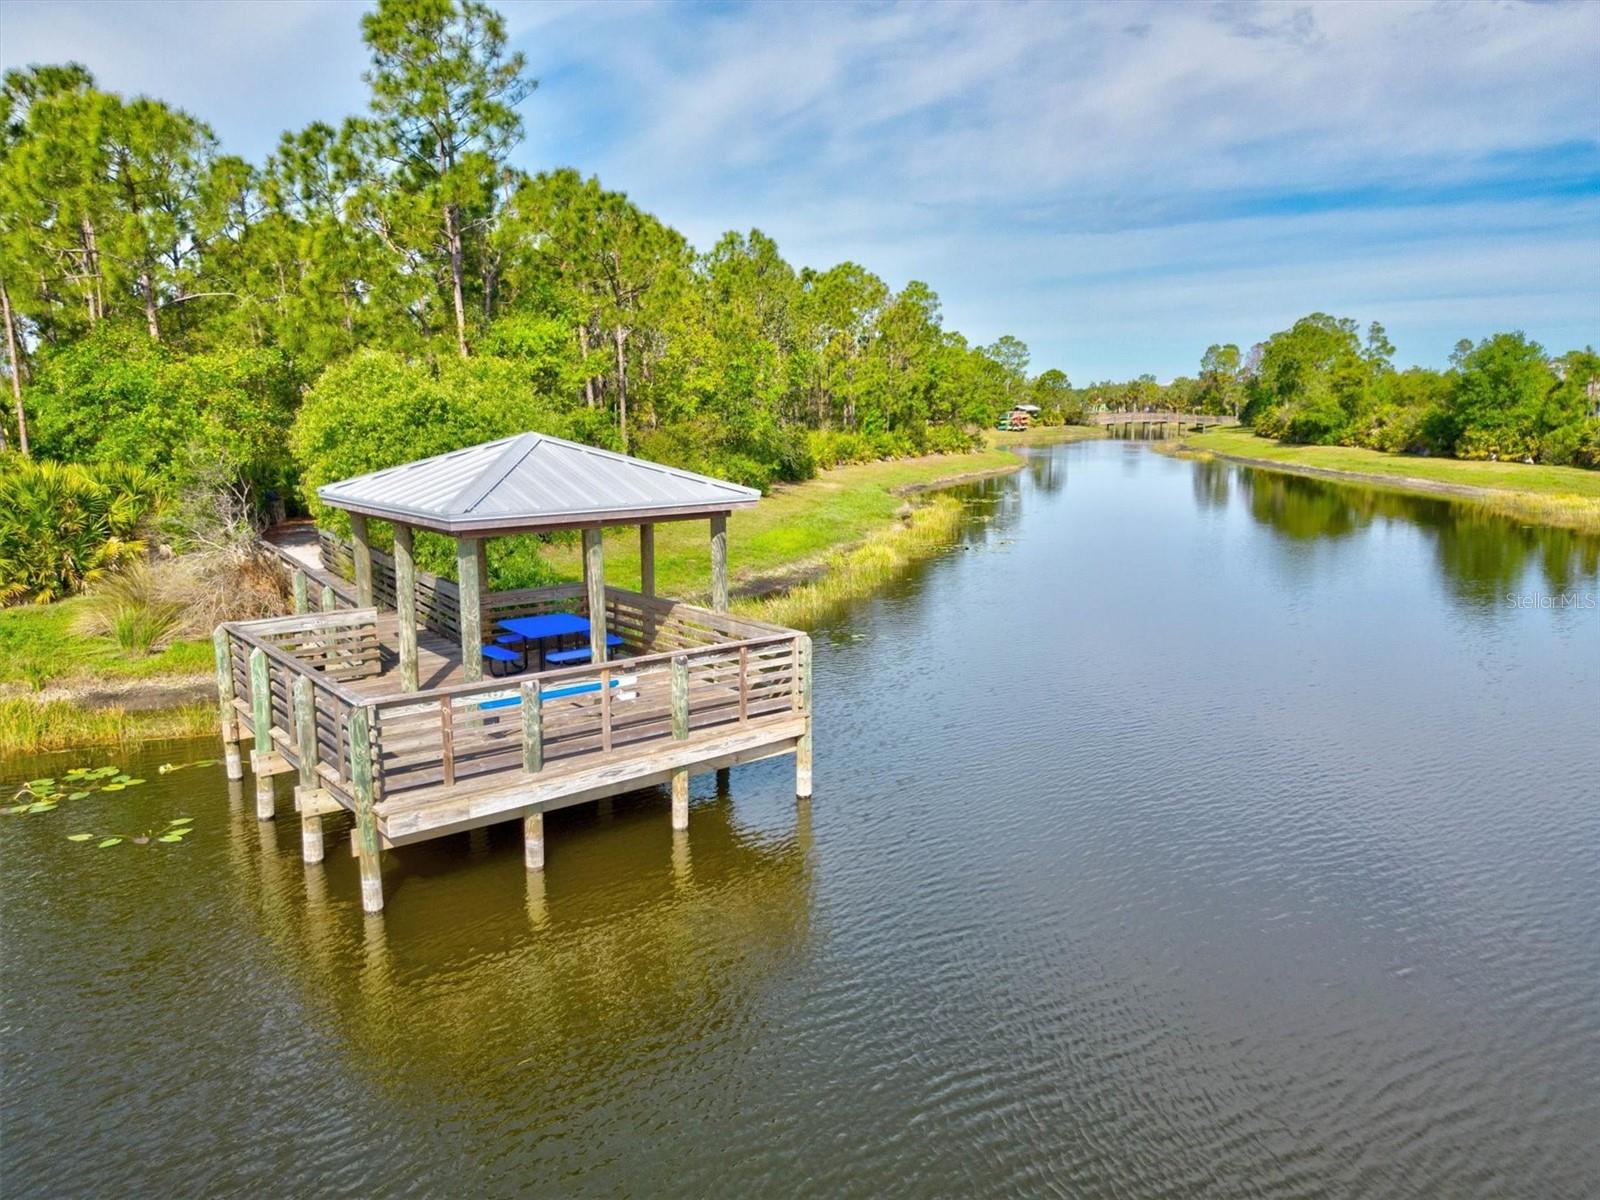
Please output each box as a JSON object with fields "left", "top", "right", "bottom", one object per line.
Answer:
{"left": 709, "top": 514, "right": 729, "bottom": 613}
{"left": 457, "top": 535, "right": 483, "bottom": 683}
{"left": 248, "top": 647, "right": 275, "bottom": 820}
{"left": 476, "top": 538, "right": 489, "bottom": 596}
{"left": 292, "top": 675, "right": 323, "bottom": 863}
{"left": 639, "top": 522, "right": 655, "bottom": 597}
{"left": 292, "top": 569, "right": 308, "bottom": 614}
{"left": 350, "top": 512, "right": 373, "bottom": 608}
{"left": 393, "top": 523, "right": 419, "bottom": 693}
{"left": 583, "top": 527, "right": 607, "bottom": 664}
{"left": 796, "top": 633, "right": 814, "bottom": 798}
{"left": 670, "top": 654, "right": 689, "bottom": 830}
{"left": 521, "top": 679, "right": 543, "bottom": 774}
{"left": 321, "top": 584, "right": 336, "bottom": 613}
{"left": 523, "top": 808, "right": 544, "bottom": 871}
{"left": 214, "top": 627, "right": 244, "bottom": 780}
{"left": 349, "top": 706, "right": 383, "bottom": 913}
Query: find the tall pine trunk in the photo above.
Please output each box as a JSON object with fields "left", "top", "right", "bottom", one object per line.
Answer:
{"left": 1, "top": 280, "right": 27, "bottom": 456}
{"left": 141, "top": 268, "right": 161, "bottom": 341}
{"left": 80, "top": 217, "right": 103, "bottom": 323}
{"left": 578, "top": 324, "right": 595, "bottom": 407}
{"left": 614, "top": 324, "right": 629, "bottom": 452}
{"left": 445, "top": 202, "right": 468, "bottom": 358}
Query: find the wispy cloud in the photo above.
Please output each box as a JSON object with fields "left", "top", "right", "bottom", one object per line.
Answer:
{"left": 3, "top": 0, "right": 1595, "bottom": 378}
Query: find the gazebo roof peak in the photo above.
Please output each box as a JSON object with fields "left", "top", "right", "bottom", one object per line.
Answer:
{"left": 317, "top": 431, "right": 761, "bottom": 535}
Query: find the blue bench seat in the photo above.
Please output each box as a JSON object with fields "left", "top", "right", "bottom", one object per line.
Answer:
{"left": 480, "top": 644, "right": 523, "bottom": 676}
{"left": 545, "top": 635, "right": 625, "bottom": 666}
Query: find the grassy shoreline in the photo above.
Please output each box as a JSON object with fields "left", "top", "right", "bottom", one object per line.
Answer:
{"left": 1185, "top": 427, "right": 1600, "bottom": 533}
{"left": 2, "top": 439, "right": 1062, "bottom": 755}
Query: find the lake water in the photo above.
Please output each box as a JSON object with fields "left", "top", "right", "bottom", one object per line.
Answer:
{"left": 4, "top": 440, "right": 1598, "bottom": 1198}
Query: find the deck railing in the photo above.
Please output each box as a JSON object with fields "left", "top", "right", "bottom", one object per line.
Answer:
{"left": 368, "top": 630, "right": 804, "bottom": 801}
{"left": 218, "top": 611, "right": 372, "bottom": 802}
{"left": 218, "top": 594, "right": 808, "bottom": 814}
{"left": 320, "top": 531, "right": 461, "bottom": 637}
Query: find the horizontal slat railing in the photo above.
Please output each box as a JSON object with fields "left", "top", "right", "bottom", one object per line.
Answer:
{"left": 321, "top": 531, "right": 463, "bottom": 640}
{"left": 221, "top": 618, "right": 369, "bottom": 804}
{"left": 370, "top": 632, "right": 803, "bottom": 804}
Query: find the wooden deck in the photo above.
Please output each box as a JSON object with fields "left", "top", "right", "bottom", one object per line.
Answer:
{"left": 215, "top": 582, "right": 813, "bottom": 910}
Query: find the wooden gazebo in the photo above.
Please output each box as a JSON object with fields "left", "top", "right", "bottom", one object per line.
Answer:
{"left": 215, "top": 434, "right": 813, "bottom": 913}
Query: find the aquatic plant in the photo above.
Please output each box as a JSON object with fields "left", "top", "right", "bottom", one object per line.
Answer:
{"left": 66, "top": 817, "right": 194, "bottom": 848}
{"left": 4, "top": 765, "right": 145, "bottom": 815}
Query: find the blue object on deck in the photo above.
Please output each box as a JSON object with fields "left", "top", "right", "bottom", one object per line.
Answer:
{"left": 494, "top": 632, "right": 524, "bottom": 645}
{"left": 478, "top": 676, "right": 620, "bottom": 710}
{"left": 544, "top": 635, "right": 625, "bottom": 665}
{"left": 480, "top": 644, "right": 521, "bottom": 662}
{"left": 496, "top": 613, "right": 593, "bottom": 641}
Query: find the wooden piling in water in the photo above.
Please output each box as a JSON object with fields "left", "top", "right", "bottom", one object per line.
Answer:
{"left": 292, "top": 675, "right": 324, "bottom": 863}
{"left": 214, "top": 627, "right": 244, "bottom": 780}
{"left": 796, "top": 633, "right": 813, "bottom": 798}
{"left": 248, "top": 647, "right": 275, "bottom": 819}
{"left": 523, "top": 808, "right": 545, "bottom": 871}
{"left": 670, "top": 655, "right": 690, "bottom": 830}
{"left": 349, "top": 706, "right": 383, "bottom": 913}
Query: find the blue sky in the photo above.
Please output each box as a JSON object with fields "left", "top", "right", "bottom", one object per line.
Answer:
{"left": 2, "top": 0, "right": 1596, "bottom": 381}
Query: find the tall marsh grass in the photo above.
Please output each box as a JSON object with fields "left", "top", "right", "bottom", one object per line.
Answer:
{"left": 741, "top": 495, "right": 967, "bottom": 628}
{"left": 0, "top": 700, "right": 216, "bottom": 755}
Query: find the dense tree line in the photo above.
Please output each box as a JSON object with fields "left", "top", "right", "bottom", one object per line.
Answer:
{"left": 0, "top": 0, "right": 1077, "bottom": 514}
{"left": 1142, "top": 317, "right": 1598, "bottom": 467}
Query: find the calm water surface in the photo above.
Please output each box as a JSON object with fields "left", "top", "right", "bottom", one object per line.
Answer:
{"left": 4, "top": 441, "right": 1598, "bottom": 1198}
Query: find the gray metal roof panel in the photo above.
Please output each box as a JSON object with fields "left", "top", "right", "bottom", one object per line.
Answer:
{"left": 316, "top": 432, "right": 761, "bottom": 532}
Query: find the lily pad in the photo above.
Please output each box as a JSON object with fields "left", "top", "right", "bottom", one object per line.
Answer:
{"left": 96, "top": 837, "right": 122, "bottom": 848}
{"left": 66, "top": 833, "right": 94, "bottom": 842}
{"left": 68, "top": 791, "right": 90, "bottom": 800}
{"left": 100, "top": 784, "right": 125, "bottom": 792}
{"left": 25, "top": 778, "right": 54, "bottom": 788}
{"left": 157, "top": 833, "right": 185, "bottom": 843}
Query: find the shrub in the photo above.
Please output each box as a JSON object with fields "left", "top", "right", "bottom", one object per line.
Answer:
{"left": 27, "top": 328, "right": 300, "bottom": 499}
{"left": 290, "top": 351, "right": 586, "bottom": 576}
{"left": 73, "top": 563, "right": 185, "bottom": 655}
{"left": 0, "top": 459, "right": 161, "bottom": 604}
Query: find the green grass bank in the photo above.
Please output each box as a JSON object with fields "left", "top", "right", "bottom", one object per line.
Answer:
{"left": 1186, "top": 426, "right": 1600, "bottom": 533}
{"left": 2, "top": 442, "right": 1045, "bottom": 754}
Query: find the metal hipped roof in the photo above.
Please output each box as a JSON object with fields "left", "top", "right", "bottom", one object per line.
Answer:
{"left": 316, "top": 432, "right": 762, "bottom": 534}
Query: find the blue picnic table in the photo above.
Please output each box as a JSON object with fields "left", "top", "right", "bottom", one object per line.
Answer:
{"left": 496, "top": 612, "right": 620, "bottom": 670}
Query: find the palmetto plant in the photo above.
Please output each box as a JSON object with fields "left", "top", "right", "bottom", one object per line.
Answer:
{"left": 0, "top": 458, "right": 161, "bottom": 604}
